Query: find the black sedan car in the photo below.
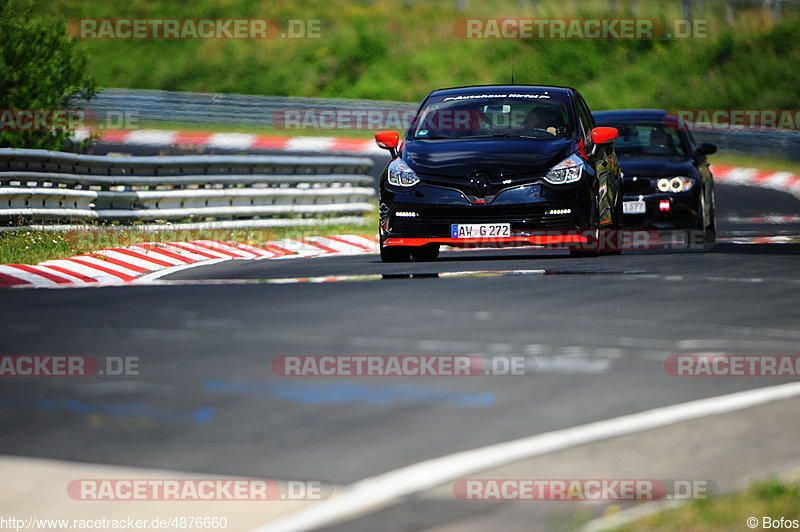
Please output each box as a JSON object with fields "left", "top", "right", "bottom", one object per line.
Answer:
{"left": 593, "top": 109, "right": 717, "bottom": 242}
{"left": 374, "top": 85, "right": 623, "bottom": 261}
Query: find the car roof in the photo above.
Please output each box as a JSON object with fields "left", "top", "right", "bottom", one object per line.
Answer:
{"left": 593, "top": 109, "right": 669, "bottom": 122}
{"left": 430, "top": 85, "right": 575, "bottom": 97}
{"left": 593, "top": 109, "right": 689, "bottom": 129}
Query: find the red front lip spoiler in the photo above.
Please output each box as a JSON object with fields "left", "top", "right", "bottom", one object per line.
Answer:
{"left": 383, "top": 235, "right": 590, "bottom": 247}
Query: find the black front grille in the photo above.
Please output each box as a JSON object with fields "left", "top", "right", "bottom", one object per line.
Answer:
{"left": 623, "top": 178, "right": 655, "bottom": 196}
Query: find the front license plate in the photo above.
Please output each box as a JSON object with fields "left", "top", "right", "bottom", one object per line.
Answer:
{"left": 623, "top": 200, "right": 646, "bottom": 214}
{"left": 451, "top": 223, "right": 511, "bottom": 238}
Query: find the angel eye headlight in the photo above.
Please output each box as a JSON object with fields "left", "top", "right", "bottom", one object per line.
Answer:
{"left": 657, "top": 177, "right": 694, "bottom": 193}
{"left": 544, "top": 154, "right": 584, "bottom": 185}
{"left": 387, "top": 159, "right": 420, "bottom": 187}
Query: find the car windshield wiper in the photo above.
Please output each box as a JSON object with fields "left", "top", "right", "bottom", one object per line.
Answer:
{"left": 491, "top": 133, "right": 547, "bottom": 139}
{"left": 458, "top": 133, "right": 548, "bottom": 139}
{"left": 414, "top": 133, "right": 552, "bottom": 140}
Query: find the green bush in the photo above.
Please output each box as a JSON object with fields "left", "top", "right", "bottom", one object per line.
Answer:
{"left": 0, "top": 0, "right": 96, "bottom": 150}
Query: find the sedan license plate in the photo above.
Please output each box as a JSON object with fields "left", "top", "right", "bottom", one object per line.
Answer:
{"left": 623, "top": 200, "right": 646, "bottom": 214}
{"left": 451, "top": 223, "right": 511, "bottom": 238}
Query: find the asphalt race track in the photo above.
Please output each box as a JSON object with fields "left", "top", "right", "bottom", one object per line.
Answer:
{"left": 1, "top": 178, "right": 799, "bottom": 530}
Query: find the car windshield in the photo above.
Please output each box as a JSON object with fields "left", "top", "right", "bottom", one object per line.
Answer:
{"left": 611, "top": 123, "right": 688, "bottom": 156}
{"left": 411, "top": 92, "right": 573, "bottom": 140}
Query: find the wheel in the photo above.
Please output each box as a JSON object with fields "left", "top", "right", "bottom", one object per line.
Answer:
{"left": 704, "top": 186, "right": 716, "bottom": 245}
{"left": 570, "top": 192, "right": 601, "bottom": 258}
{"left": 411, "top": 244, "right": 440, "bottom": 261}
{"left": 380, "top": 242, "right": 411, "bottom": 262}
{"left": 696, "top": 188, "right": 716, "bottom": 247}
{"left": 599, "top": 191, "right": 624, "bottom": 255}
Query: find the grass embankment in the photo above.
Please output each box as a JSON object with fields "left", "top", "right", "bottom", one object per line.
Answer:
{"left": 0, "top": 215, "right": 377, "bottom": 265}
{"left": 610, "top": 478, "right": 800, "bottom": 532}
{"left": 23, "top": 0, "right": 800, "bottom": 111}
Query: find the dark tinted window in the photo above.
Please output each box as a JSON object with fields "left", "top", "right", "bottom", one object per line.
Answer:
{"left": 410, "top": 91, "right": 574, "bottom": 140}
{"left": 612, "top": 124, "right": 689, "bottom": 156}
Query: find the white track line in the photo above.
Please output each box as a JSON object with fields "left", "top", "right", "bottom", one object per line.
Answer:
{"left": 253, "top": 382, "right": 800, "bottom": 532}
{"left": 133, "top": 258, "right": 229, "bottom": 282}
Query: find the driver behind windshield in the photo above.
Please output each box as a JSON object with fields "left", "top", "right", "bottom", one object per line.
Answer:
{"left": 521, "top": 106, "right": 563, "bottom": 136}
{"left": 648, "top": 127, "right": 677, "bottom": 153}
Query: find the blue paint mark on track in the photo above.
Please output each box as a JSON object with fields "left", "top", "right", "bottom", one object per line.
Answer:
{"left": 0, "top": 396, "right": 214, "bottom": 424}
{"left": 204, "top": 380, "right": 494, "bottom": 406}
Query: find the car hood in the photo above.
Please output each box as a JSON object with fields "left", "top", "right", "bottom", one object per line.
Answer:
{"left": 402, "top": 137, "right": 575, "bottom": 178}
{"left": 617, "top": 154, "right": 699, "bottom": 178}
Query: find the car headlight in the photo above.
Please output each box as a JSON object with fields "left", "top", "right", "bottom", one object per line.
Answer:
{"left": 544, "top": 154, "right": 584, "bottom": 185}
{"left": 656, "top": 177, "right": 694, "bottom": 193}
{"left": 387, "top": 158, "right": 420, "bottom": 187}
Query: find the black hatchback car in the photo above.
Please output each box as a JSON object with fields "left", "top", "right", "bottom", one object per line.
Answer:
{"left": 593, "top": 109, "right": 717, "bottom": 242}
{"left": 374, "top": 85, "right": 623, "bottom": 261}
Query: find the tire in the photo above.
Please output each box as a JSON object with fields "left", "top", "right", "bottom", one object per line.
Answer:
{"left": 600, "top": 191, "right": 624, "bottom": 255}
{"left": 697, "top": 188, "right": 716, "bottom": 246}
{"left": 411, "top": 244, "right": 440, "bottom": 261}
{"left": 570, "top": 192, "right": 601, "bottom": 258}
{"left": 705, "top": 187, "right": 717, "bottom": 245}
{"left": 380, "top": 242, "right": 411, "bottom": 262}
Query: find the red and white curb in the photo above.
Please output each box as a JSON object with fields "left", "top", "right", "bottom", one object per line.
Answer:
{"left": 713, "top": 165, "right": 800, "bottom": 200}
{"left": 74, "top": 128, "right": 385, "bottom": 155}
{"left": 0, "top": 235, "right": 378, "bottom": 289}
{"left": 713, "top": 166, "right": 800, "bottom": 243}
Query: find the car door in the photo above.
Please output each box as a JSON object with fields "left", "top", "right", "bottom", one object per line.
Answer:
{"left": 575, "top": 93, "right": 619, "bottom": 226}
{"left": 683, "top": 125, "right": 714, "bottom": 227}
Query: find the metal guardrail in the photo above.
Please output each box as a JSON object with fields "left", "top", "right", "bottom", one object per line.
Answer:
{"left": 86, "top": 88, "right": 417, "bottom": 128}
{"left": 84, "top": 89, "right": 800, "bottom": 162}
{"left": 0, "top": 148, "right": 375, "bottom": 227}
{"left": 692, "top": 129, "right": 800, "bottom": 162}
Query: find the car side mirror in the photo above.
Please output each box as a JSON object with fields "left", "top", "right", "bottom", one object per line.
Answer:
{"left": 590, "top": 126, "right": 618, "bottom": 145}
{"left": 375, "top": 130, "right": 400, "bottom": 158}
{"left": 696, "top": 142, "right": 717, "bottom": 156}
{"left": 589, "top": 126, "right": 618, "bottom": 156}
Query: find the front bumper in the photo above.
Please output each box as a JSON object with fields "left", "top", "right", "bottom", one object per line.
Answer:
{"left": 622, "top": 191, "right": 701, "bottom": 229}
{"left": 381, "top": 180, "right": 594, "bottom": 246}
{"left": 382, "top": 234, "right": 590, "bottom": 248}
